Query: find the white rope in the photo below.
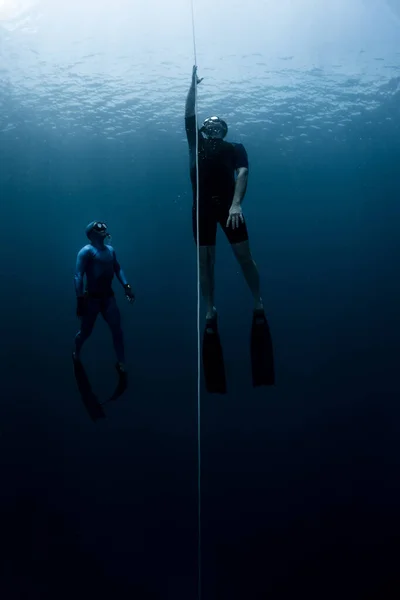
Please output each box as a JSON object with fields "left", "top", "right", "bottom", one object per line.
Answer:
{"left": 190, "top": 1, "right": 201, "bottom": 599}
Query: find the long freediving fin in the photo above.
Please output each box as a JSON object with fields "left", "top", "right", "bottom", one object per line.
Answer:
{"left": 202, "top": 315, "right": 227, "bottom": 394}
{"left": 250, "top": 309, "right": 275, "bottom": 387}
{"left": 107, "top": 363, "right": 128, "bottom": 403}
{"left": 72, "top": 354, "right": 106, "bottom": 422}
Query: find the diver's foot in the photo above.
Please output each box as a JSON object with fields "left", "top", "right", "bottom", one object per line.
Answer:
{"left": 206, "top": 306, "right": 217, "bottom": 321}
{"left": 205, "top": 307, "right": 218, "bottom": 334}
{"left": 254, "top": 298, "right": 264, "bottom": 312}
{"left": 253, "top": 307, "right": 266, "bottom": 326}
{"left": 116, "top": 362, "right": 126, "bottom": 375}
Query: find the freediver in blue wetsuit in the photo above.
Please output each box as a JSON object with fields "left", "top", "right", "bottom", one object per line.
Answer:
{"left": 73, "top": 221, "right": 135, "bottom": 375}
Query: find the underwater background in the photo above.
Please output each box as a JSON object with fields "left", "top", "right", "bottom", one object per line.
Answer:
{"left": 1, "top": 0, "right": 399, "bottom": 598}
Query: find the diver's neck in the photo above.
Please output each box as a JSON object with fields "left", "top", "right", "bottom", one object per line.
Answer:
{"left": 91, "top": 241, "right": 105, "bottom": 250}
{"left": 205, "top": 139, "right": 223, "bottom": 151}
{"left": 208, "top": 138, "right": 223, "bottom": 147}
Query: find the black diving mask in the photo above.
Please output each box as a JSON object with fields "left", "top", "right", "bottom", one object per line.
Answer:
{"left": 200, "top": 116, "right": 228, "bottom": 139}
{"left": 91, "top": 222, "right": 112, "bottom": 243}
{"left": 92, "top": 222, "right": 107, "bottom": 233}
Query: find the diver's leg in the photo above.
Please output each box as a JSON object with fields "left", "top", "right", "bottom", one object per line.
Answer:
{"left": 74, "top": 299, "right": 99, "bottom": 359}
{"left": 220, "top": 210, "right": 263, "bottom": 310}
{"left": 101, "top": 297, "right": 125, "bottom": 368}
{"left": 193, "top": 203, "right": 217, "bottom": 319}
{"left": 231, "top": 240, "right": 263, "bottom": 310}
{"left": 199, "top": 246, "right": 216, "bottom": 319}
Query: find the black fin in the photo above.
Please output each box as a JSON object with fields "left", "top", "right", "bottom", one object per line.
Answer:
{"left": 72, "top": 355, "right": 106, "bottom": 422}
{"left": 202, "top": 316, "right": 227, "bottom": 394}
{"left": 250, "top": 310, "right": 275, "bottom": 387}
{"left": 107, "top": 364, "right": 128, "bottom": 402}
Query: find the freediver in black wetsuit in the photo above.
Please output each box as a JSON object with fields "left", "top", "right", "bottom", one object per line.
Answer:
{"left": 185, "top": 66, "right": 274, "bottom": 390}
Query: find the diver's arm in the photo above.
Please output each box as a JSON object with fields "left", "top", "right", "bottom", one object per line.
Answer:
{"left": 74, "top": 248, "right": 89, "bottom": 297}
{"left": 113, "top": 250, "right": 129, "bottom": 288}
{"left": 231, "top": 143, "right": 249, "bottom": 206}
{"left": 232, "top": 167, "right": 249, "bottom": 206}
{"left": 113, "top": 251, "right": 135, "bottom": 302}
{"left": 185, "top": 66, "right": 203, "bottom": 118}
{"left": 185, "top": 67, "right": 204, "bottom": 153}
{"left": 185, "top": 74, "right": 196, "bottom": 118}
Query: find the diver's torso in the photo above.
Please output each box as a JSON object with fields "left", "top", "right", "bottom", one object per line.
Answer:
{"left": 191, "top": 138, "right": 236, "bottom": 201}
{"left": 84, "top": 244, "right": 115, "bottom": 294}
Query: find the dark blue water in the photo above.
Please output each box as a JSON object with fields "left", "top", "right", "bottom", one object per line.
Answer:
{"left": 1, "top": 1, "right": 400, "bottom": 598}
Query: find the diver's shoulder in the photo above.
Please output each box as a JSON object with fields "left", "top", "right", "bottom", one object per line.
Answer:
{"left": 105, "top": 244, "right": 115, "bottom": 253}
{"left": 78, "top": 244, "right": 93, "bottom": 256}
{"left": 230, "top": 141, "right": 246, "bottom": 149}
{"left": 222, "top": 140, "right": 245, "bottom": 151}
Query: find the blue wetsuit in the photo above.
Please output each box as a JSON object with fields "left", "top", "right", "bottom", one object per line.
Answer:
{"left": 74, "top": 244, "right": 128, "bottom": 363}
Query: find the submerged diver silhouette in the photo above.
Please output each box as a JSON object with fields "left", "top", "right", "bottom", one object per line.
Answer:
{"left": 72, "top": 221, "right": 135, "bottom": 412}
{"left": 185, "top": 66, "right": 274, "bottom": 391}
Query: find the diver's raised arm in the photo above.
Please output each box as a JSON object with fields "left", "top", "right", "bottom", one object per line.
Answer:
{"left": 185, "top": 65, "right": 203, "bottom": 118}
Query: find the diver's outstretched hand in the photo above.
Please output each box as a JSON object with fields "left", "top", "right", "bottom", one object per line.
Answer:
{"left": 192, "top": 65, "right": 203, "bottom": 86}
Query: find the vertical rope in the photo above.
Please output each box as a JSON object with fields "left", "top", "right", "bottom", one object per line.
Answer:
{"left": 190, "top": 1, "right": 201, "bottom": 599}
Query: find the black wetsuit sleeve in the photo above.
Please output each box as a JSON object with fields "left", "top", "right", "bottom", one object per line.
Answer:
{"left": 233, "top": 143, "right": 249, "bottom": 170}
{"left": 185, "top": 115, "right": 197, "bottom": 150}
